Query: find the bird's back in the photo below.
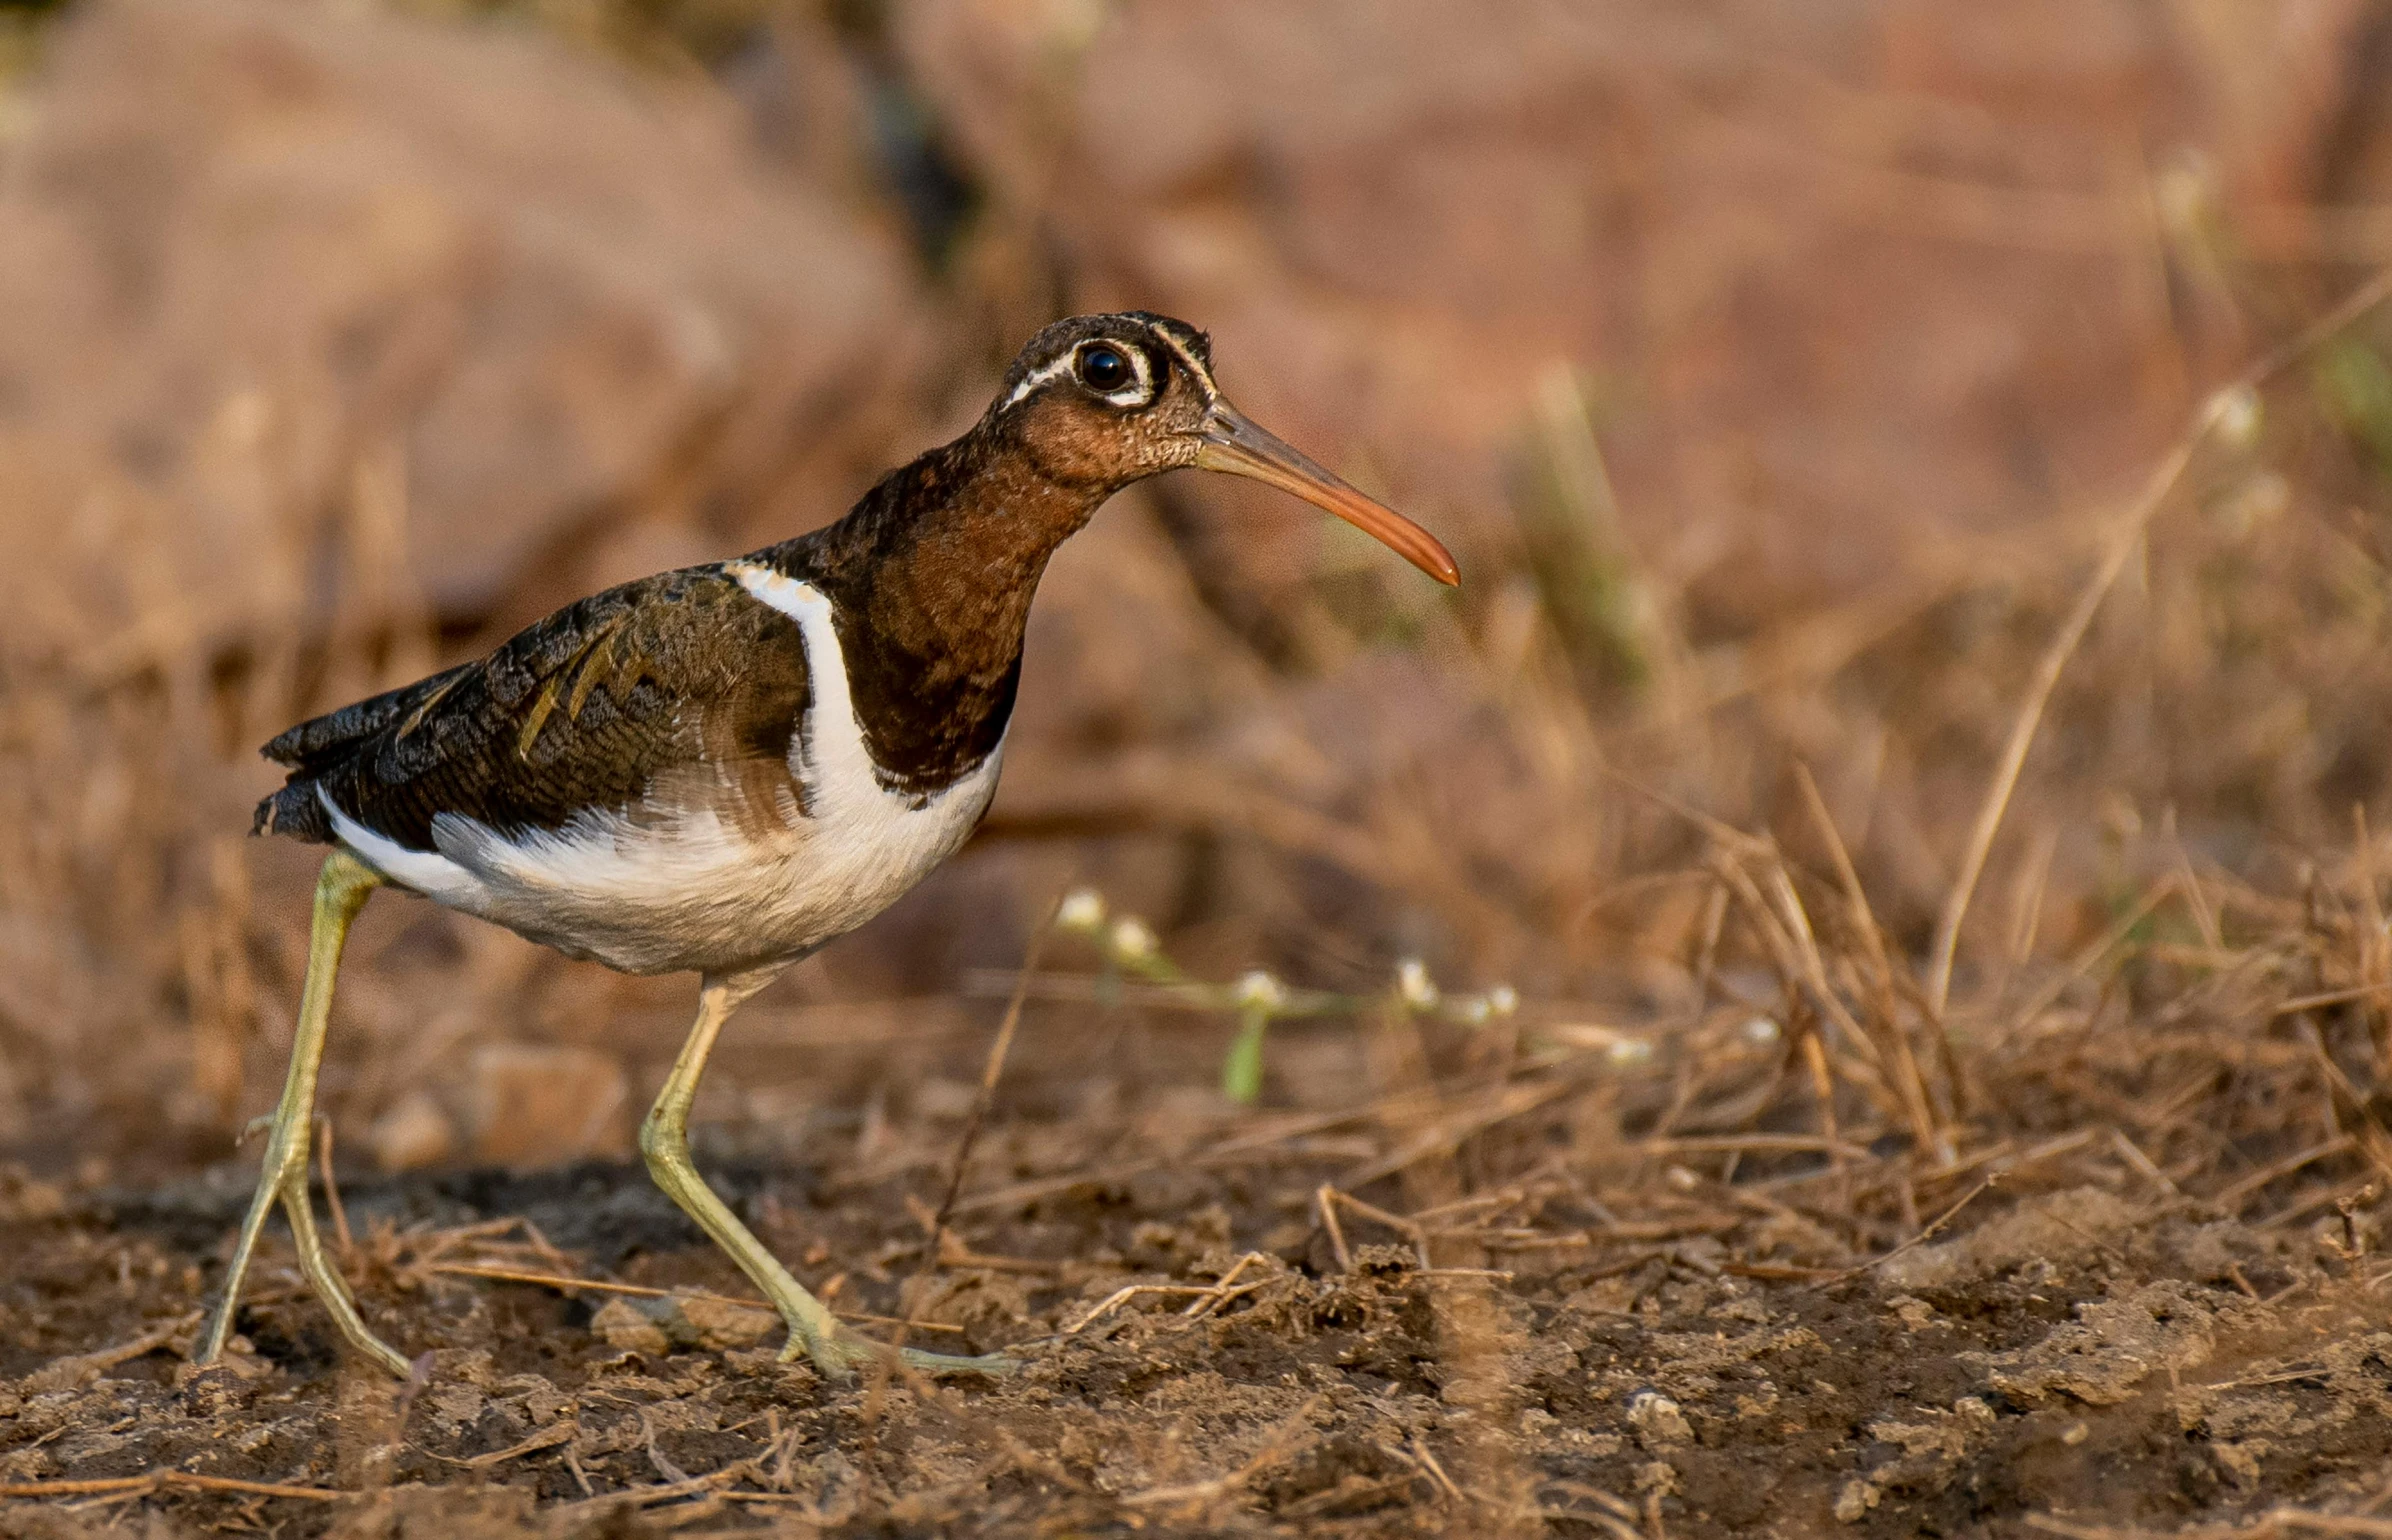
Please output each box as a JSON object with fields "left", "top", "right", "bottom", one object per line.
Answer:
{"left": 253, "top": 548, "right": 1009, "bottom": 975}
{"left": 256, "top": 564, "right": 812, "bottom": 850}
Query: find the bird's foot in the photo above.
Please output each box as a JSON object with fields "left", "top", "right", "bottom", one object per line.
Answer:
{"left": 198, "top": 1121, "right": 412, "bottom": 1379}
{"left": 781, "top": 1324, "right": 1013, "bottom": 1381}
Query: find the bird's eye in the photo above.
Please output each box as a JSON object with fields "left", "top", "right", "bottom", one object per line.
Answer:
{"left": 1076, "top": 345, "right": 1133, "bottom": 393}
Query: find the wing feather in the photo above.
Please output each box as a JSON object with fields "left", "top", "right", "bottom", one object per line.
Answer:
{"left": 254, "top": 566, "right": 811, "bottom": 849}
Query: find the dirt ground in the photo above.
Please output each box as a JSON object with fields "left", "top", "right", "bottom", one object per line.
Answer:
{"left": 12, "top": 2, "right": 2392, "bottom": 1536}
{"left": 5, "top": 1051, "right": 2391, "bottom": 1539}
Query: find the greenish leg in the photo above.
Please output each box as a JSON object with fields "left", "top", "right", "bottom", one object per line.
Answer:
{"left": 641, "top": 968, "right": 1009, "bottom": 1380}
{"left": 195, "top": 848, "right": 410, "bottom": 1378}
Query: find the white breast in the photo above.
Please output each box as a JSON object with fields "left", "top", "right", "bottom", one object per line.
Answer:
{"left": 326, "top": 562, "right": 1005, "bottom": 976}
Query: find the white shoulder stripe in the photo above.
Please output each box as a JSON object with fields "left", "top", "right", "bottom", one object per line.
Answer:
{"left": 726, "top": 559, "right": 819, "bottom": 624}
{"left": 724, "top": 560, "right": 882, "bottom": 796}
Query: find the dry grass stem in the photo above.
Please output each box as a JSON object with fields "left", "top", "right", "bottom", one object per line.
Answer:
{"left": 420, "top": 1262, "right": 964, "bottom": 1332}
{"left": 1929, "top": 269, "right": 2392, "bottom": 1013}
{"left": 7, "top": 19, "right": 2392, "bottom": 1537}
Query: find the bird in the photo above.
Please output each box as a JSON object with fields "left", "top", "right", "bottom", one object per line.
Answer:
{"left": 196, "top": 311, "right": 1459, "bottom": 1381}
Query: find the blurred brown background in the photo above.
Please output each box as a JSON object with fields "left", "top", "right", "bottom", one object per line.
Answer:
{"left": 6, "top": 0, "right": 2392, "bottom": 1178}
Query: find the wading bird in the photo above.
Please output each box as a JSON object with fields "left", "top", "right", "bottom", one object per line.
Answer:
{"left": 201, "top": 312, "right": 1458, "bottom": 1379}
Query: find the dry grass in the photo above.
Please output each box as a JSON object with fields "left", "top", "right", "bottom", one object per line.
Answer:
{"left": 7, "top": 3, "right": 2392, "bottom": 1535}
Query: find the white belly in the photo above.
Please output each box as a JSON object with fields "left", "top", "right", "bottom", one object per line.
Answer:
{"left": 324, "top": 564, "right": 1004, "bottom": 976}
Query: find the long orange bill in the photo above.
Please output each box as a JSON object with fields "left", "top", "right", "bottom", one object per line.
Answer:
{"left": 1193, "top": 402, "right": 1461, "bottom": 586}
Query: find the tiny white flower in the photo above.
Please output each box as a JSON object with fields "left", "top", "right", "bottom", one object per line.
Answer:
{"left": 1055, "top": 888, "right": 1107, "bottom": 933}
{"left": 1108, "top": 916, "right": 1157, "bottom": 959}
{"left": 1233, "top": 970, "right": 1287, "bottom": 1011}
{"left": 1396, "top": 957, "right": 1439, "bottom": 1009}
{"left": 2206, "top": 383, "right": 2261, "bottom": 450}
{"left": 1743, "top": 1016, "right": 1781, "bottom": 1044}
{"left": 1486, "top": 984, "right": 1519, "bottom": 1017}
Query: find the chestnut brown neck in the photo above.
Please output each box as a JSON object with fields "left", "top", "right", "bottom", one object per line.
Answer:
{"left": 755, "top": 422, "right": 1120, "bottom": 797}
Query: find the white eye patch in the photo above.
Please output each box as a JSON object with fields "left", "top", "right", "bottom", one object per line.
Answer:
{"left": 1077, "top": 342, "right": 1154, "bottom": 406}
{"left": 999, "top": 339, "right": 1157, "bottom": 411}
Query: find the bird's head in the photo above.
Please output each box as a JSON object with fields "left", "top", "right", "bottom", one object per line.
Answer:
{"left": 984, "top": 312, "right": 1459, "bottom": 586}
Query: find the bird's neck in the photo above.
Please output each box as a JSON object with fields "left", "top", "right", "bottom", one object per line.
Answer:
{"left": 766, "top": 431, "right": 1114, "bottom": 794}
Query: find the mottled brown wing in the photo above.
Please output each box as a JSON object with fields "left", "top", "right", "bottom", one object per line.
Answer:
{"left": 254, "top": 565, "right": 810, "bottom": 851}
